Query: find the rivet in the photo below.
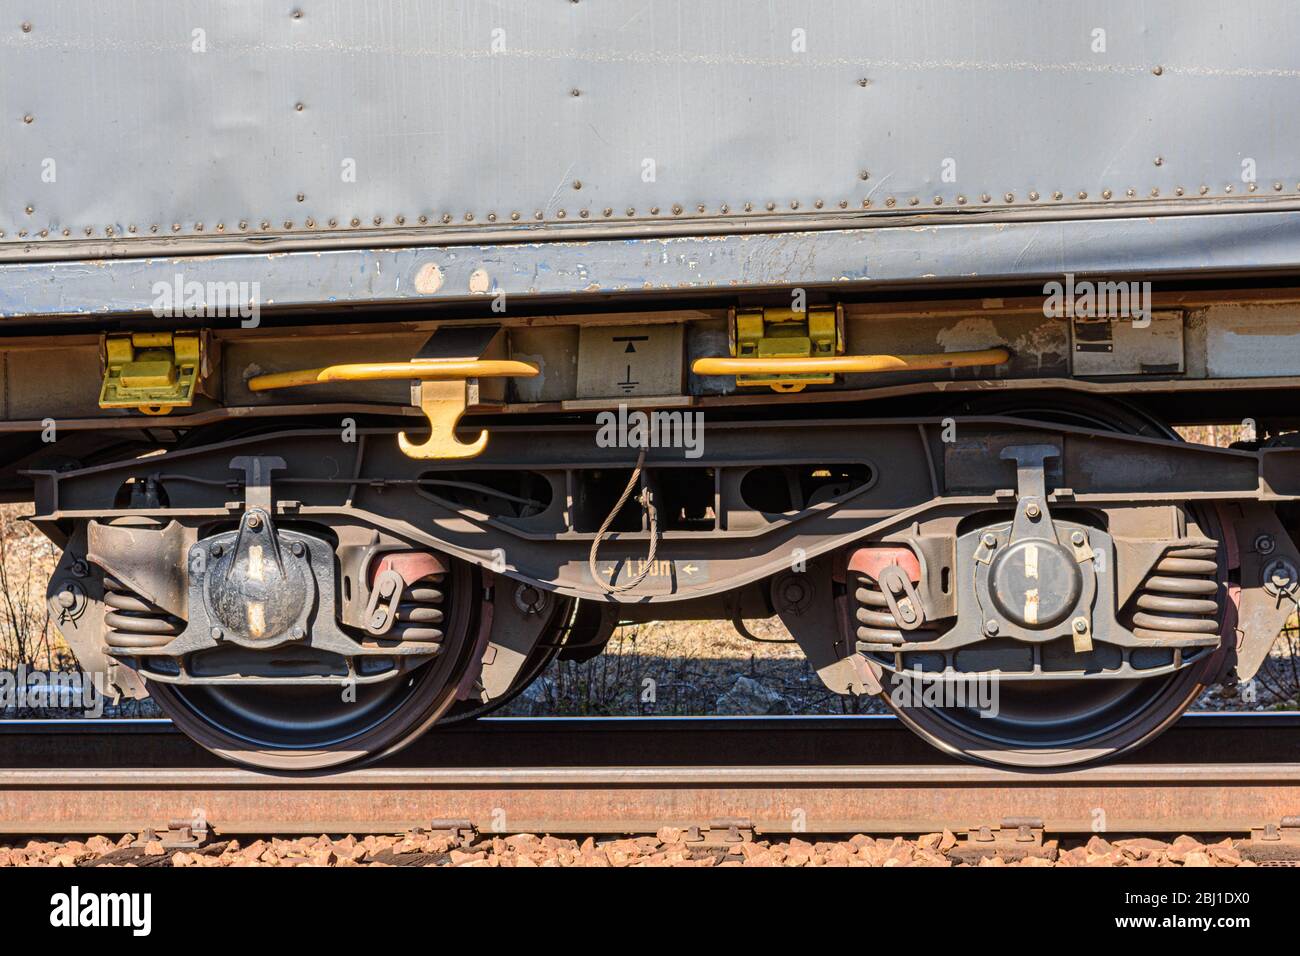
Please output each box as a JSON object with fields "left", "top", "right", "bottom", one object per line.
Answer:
{"left": 1225, "top": 184, "right": 1234, "bottom": 193}
{"left": 1077, "top": 191, "right": 1087, "bottom": 200}
{"left": 329, "top": 217, "right": 338, "bottom": 226}
{"left": 1028, "top": 191, "right": 1039, "bottom": 201}
{"left": 1150, "top": 187, "right": 1159, "bottom": 197}
{"left": 396, "top": 214, "right": 406, "bottom": 224}
{"left": 980, "top": 193, "right": 991, "bottom": 203}
{"left": 1248, "top": 182, "right": 1258, "bottom": 192}
{"left": 743, "top": 202, "right": 753, "bottom": 211}
{"left": 578, "top": 209, "right": 588, "bottom": 217}
{"left": 862, "top": 198, "right": 871, "bottom": 208}
{"left": 16, "top": 230, "right": 25, "bottom": 237}
{"left": 1199, "top": 185, "right": 1209, "bottom": 195}
{"left": 419, "top": 215, "right": 428, "bottom": 223}
{"left": 85, "top": 227, "right": 93, "bottom": 235}
{"left": 1102, "top": 189, "right": 1112, "bottom": 199}
{"left": 534, "top": 211, "right": 543, "bottom": 220}
{"left": 295, "top": 193, "right": 305, "bottom": 203}
{"left": 173, "top": 223, "right": 182, "bottom": 231}
{"left": 105, "top": 226, "right": 114, "bottom": 236}
{"left": 24, "top": 205, "right": 32, "bottom": 215}
{"left": 791, "top": 200, "right": 801, "bottom": 209}
{"left": 1274, "top": 182, "right": 1283, "bottom": 191}
{"left": 697, "top": 203, "right": 706, "bottom": 213}
{"left": 603, "top": 207, "right": 612, "bottom": 216}
{"left": 238, "top": 220, "right": 248, "bottom": 230}
{"left": 955, "top": 195, "right": 966, "bottom": 205}
{"left": 304, "top": 218, "right": 314, "bottom": 228}
{"left": 1052, "top": 190, "right": 1063, "bottom": 200}
{"left": 672, "top": 204, "right": 683, "bottom": 214}
{"left": 839, "top": 199, "right": 848, "bottom": 208}
{"left": 556, "top": 209, "right": 566, "bottom": 218}
{"left": 22, "top": 114, "right": 33, "bottom": 124}
{"left": 909, "top": 197, "right": 921, "bottom": 207}
{"left": 1126, "top": 188, "right": 1136, "bottom": 197}
{"left": 463, "top": 212, "right": 473, "bottom": 221}
{"left": 292, "top": 9, "right": 302, "bottom": 18}
{"left": 195, "top": 222, "right": 204, "bottom": 231}
{"left": 295, "top": 102, "right": 304, "bottom": 111}
{"left": 859, "top": 170, "right": 870, "bottom": 180}
{"left": 572, "top": 179, "right": 582, "bottom": 190}
{"left": 1152, "top": 64, "right": 1163, "bottom": 75}
{"left": 1174, "top": 186, "right": 1183, "bottom": 196}
{"left": 484, "top": 213, "right": 494, "bottom": 222}
{"left": 61, "top": 228, "right": 69, "bottom": 236}
{"left": 374, "top": 215, "right": 383, "bottom": 225}
{"left": 570, "top": 88, "right": 581, "bottom": 97}
{"left": 885, "top": 197, "right": 896, "bottom": 207}
{"left": 814, "top": 199, "right": 823, "bottom": 209}
{"left": 932, "top": 196, "right": 942, "bottom": 205}
{"left": 442, "top": 214, "right": 452, "bottom": 223}
{"left": 766, "top": 202, "right": 775, "bottom": 211}
{"left": 1153, "top": 155, "right": 1163, "bottom": 166}
{"left": 857, "top": 77, "right": 869, "bottom": 87}
{"left": 1003, "top": 192, "right": 1014, "bottom": 202}
{"left": 38, "top": 229, "right": 46, "bottom": 237}
{"left": 627, "top": 207, "right": 636, "bottom": 215}
{"left": 21, "top": 21, "right": 31, "bottom": 32}
{"left": 650, "top": 206, "right": 660, "bottom": 214}
{"left": 719, "top": 204, "right": 729, "bottom": 213}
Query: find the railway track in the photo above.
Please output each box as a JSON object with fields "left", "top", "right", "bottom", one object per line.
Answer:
{"left": 0, "top": 714, "right": 1298, "bottom": 842}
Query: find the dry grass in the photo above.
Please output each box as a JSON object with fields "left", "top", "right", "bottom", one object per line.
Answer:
{"left": 0, "top": 504, "right": 62, "bottom": 672}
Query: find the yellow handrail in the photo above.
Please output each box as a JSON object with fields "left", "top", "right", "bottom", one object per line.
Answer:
{"left": 691, "top": 347, "right": 1010, "bottom": 377}
{"left": 248, "top": 359, "right": 539, "bottom": 392}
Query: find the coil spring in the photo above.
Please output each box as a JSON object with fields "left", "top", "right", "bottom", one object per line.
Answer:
{"left": 1129, "top": 544, "right": 1221, "bottom": 642}
{"left": 390, "top": 572, "right": 446, "bottom": 643}
{"left": 853, "top": 571, "right": 935, "bottom": 645}
{"left": 102, "top": 575, "right": 184, "bottom": 650}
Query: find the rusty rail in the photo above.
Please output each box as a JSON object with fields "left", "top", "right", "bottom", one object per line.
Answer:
{"left": 0, "top": 715, "right": 1297, "bottom": 836}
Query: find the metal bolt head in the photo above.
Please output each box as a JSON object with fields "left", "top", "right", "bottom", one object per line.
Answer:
{"left": 247, "top": 513, "right": 263, "bottom": 530}
{"left": 1255, "top": 534, "right": 1276, "bottom": 555}
{"left": 70, "top": 559, "right": 88, "bottom": 578}
{"left": 1073, "top": 618, "right": 1088, "bottom": 634}
{"left": 982, "top": 532, "right": 997, "bottom": 548}
{"left": 984, "top": 620, "right": 1000, "bottom": 636}
{"left": 210, "top": 543, "right": 224, "bottom": 558}
{"left": 1071, "top": 530, "right": 1085, "bottom": 546}
{"left": 291, "top": 625, "right": 306, "bottom": 639}
{"left": 57, "top": 588, "right": 76, "bottom": 609}
{"left": 290, "top": 540, "right": 305, "bottom": 557}
{"left": 210, "top": 626, "right": 223, "bottom": 640}
{"left": 1024, "top": 500, "right": 1041, "bottom": 519}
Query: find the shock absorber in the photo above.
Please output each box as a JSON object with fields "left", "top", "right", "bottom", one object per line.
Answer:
{"left": 848, "top": 546, "right": 935, "bottom": 647}
{"left": 1128, "top": 542, "right": 1221, "bottom": 642}
{"left": 102, "top": 575, "right": 183, "bottom": 650}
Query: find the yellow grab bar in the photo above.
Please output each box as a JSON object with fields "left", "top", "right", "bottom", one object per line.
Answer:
{"left": 248, "top": 359, "right": 539, "bottom": 392}
{"left": 691, "top": 347, "right": 1011, "bottom": 377}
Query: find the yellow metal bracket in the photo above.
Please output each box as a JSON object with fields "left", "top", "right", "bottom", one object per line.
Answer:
{"left": 731, "top": 305, "right": 844, "bottom": 392}
{"left": 99, "top": 332, "right": 203, "bottom": 415}
{"left": 695, "top": 306, "right": 1010, "bottom": 389}
{"left": 247, "top": 357, "right": 539, "bottom": 461}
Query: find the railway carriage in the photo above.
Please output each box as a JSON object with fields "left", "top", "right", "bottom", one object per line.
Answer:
{"left": 4, "top": 1, "right": 1300, "bottom": 768}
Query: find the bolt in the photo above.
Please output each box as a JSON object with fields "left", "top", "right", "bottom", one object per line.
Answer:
{"left": 210, "top": 543, "right": 224, "bottom": 558}
{"left": 1153, "top": 156, "right": 1163, "bottom": 166}
{"left": 1071, "top": 530, "right": 1085, "bottom": 546}
{"left": 247, "top": 513, "right": 263, "bottom": 530}
{"left": 984, "top": 620, "right": 1000, "bottom": 636}
{"left": 290, "top": 540, "right": 305, "bottom": 557}
{"left": 1152, "top": 64, "right": 1163, "bottom": 75}
{"left": 57, "top": 588, "right": 76, "bottom": 609}
{"left": 22, "top": 114, "right": 33, "bottom": 124}
{"left": 1073, "top": 618, "right": 1088, "bottom": 634}
{"left": 291, "top": 625, "right": 305, "bottom": 639}
{"left": 21, "top": 22, "right": 32, "bottom": 32}
{"left": 1024, "top": 500, "right": 1041, "bottom": 519}
{"left": 70, "top": 559, "right": 88, "bottom": 578}
{"left": 1255, "top": 534, "right": 1276, "bottom": 555}
{"left": 982, "top": 533, "right": 997, "bottom": 548}
{"left": 210, "top": 626, "right": 223, "bottom": 640}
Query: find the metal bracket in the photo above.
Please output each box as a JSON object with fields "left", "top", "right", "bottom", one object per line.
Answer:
{"left": 683, "top": 819, "right": 754, "bottom": 849}
{"left": 951, "top": 818, "right": 1053, "bottom": 863}
{"left": 729, "top": 304, "right": 842, "bottom": 392}
{"left": 99, "top": 331, "right": 203, "bottom": 415}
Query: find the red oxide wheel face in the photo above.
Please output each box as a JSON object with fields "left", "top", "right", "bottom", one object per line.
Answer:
{"left": 146, "top": 559, "right": 480, "bottom": 771}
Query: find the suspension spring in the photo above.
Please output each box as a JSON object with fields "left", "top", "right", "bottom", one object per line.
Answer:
{"left": 102, "top": 575, "right": 184, "bottom": 650}
{"left": 390, "top": 572, "right": 446, "bottom": 643}
{"left": 1129, "top": 544, "right": 1221, "bottom": 642}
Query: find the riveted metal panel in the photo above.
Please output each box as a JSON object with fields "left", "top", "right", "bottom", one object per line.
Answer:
{"left": 3, "top": 0, "right": 1300, "bottom": 265}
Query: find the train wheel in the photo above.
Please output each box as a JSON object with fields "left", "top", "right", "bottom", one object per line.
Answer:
{"left": 143, "top": 558, "right": 481, "bottom": 771}
{"left": 878, "top": 394, "right": 1230, "bottom": 767}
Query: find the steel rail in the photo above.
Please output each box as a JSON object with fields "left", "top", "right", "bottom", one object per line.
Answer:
{"left": 0, "top": 714, "right": 1296, "bottom": 836}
